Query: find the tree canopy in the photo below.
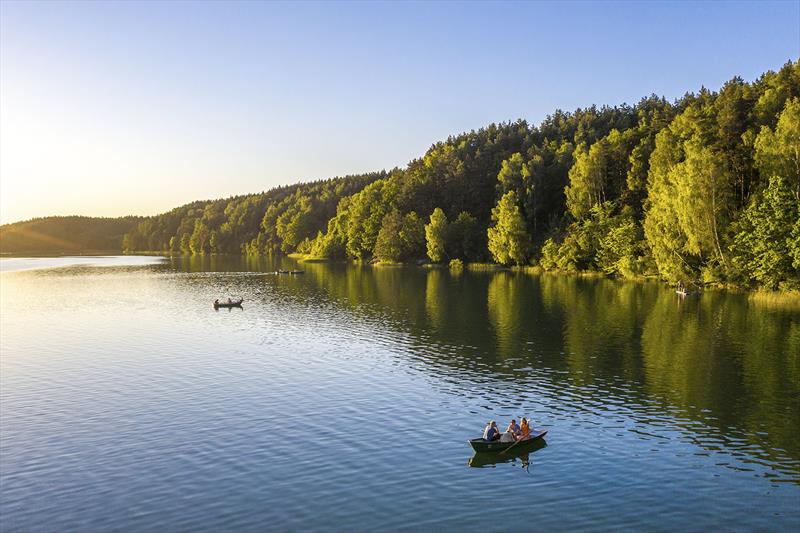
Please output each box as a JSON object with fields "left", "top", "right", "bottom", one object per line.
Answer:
{"left": 3, "top": 61, "right": 798, "bottom": 290}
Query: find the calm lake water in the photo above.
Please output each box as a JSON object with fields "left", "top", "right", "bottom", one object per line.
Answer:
{"left": 1, "top": 256, "right": 798, "bottom": 531}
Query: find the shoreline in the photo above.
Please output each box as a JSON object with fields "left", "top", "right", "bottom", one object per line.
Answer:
{"left": 3, "top": 251, "right": 798, "bottom": 300}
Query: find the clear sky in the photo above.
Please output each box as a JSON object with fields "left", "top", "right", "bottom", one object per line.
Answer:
{"left": 1, "top": 0, "right": 798, "bottom": 224}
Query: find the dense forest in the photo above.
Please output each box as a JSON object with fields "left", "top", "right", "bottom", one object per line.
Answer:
{"left": 2, "top": 61, "right": 798, "bottom": 290}
{"left": 0, "top": 216, "right": 142, "bottom": 254}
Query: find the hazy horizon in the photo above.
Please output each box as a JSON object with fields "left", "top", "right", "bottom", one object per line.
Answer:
{"left": 1, "top": 0, "right": 798, "bottom": 225}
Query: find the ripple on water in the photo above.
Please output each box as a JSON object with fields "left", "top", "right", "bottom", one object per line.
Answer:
{"left": 1, "top": 260, "right": 798, "bottom": 531}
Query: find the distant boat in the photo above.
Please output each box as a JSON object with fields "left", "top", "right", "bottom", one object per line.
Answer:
{"left": 275, "top": 270, "right": 304, "bottom": 275}
{"left": 214, "top": 298, "right": 243, "bottom": 308}
{"left": 676, "top": 282, "right": 700, "bottom": 297}
{"left": 468, "top": 436, "right": 547, "bottom": 467}
{"left": 468, "top": 428, "right": 548, "bottom": 452}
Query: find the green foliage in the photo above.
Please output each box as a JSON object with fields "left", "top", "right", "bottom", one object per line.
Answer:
{"left": 400, "top": 211, "right": 426, "bottom": 259}
{"left": 730, "top": 176, "right": 799, "bottom": 289}
{"left": 643, "top": 103, "right": 736, "bottom": 282}
{"left": 6, "top": 61, "right": 798, "bottom": 291}
{"left": 497, "top": 153, "right": 534, "bottom": 226}
{"left": 754, "top": 97, "right": 800, "bottom": 201}
{"left": 276, "top": 196, "right": 316, "bottom": 253}
{"left": 448, "top": 211, "right": 483, "bottom": 261}
{"left": 676, "top": 137, "right": 733, "bottom": 263}
{"left": 425, "top": 208, "right": 448, "bottom": 262}
{"left": 346, "top": 179, "right": 397, "bottom": 259}
{"left": 565, "top": 129, "right": 637, "bottom": 219}
{"left": 641, "top": 128, "right": 690, "bottom": 281}
{"left": 540, "top": 203, "right": 648, "bottom": 278}
{"left": 0, "top": 216, "right": 142, "bottom": 254}
{"left": 595, "top": 213, "right": 646, "bottom": 278}
{"left": 792, "top": 218, "right": 800, "bottom": 271}
{"left": 374, "top": 209, "right": 425, "bottom": 263}
{"left": 487, "top": 191, "right": 532, "bottom": 266}
{"left": 118, "top": 173, "right": 382, "bottom": 255}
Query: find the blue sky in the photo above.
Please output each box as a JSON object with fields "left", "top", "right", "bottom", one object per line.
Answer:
{"left": 1, "top": 0, "right": 798, "bottom": 223}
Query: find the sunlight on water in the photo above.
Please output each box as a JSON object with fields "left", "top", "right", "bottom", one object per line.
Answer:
{"left": 1, "top": 256, "right": 798, "bottom": 531}
{"left": 0, "top": 255, "right": 166, "bottom": 272}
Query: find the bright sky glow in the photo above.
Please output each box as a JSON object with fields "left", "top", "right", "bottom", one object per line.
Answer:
{"left": 1, "top": 0, "right": 798, "bottom": 224}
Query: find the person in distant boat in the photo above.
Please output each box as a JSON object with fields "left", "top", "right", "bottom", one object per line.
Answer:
{"left": 214, "top": 299, "right": 219, "bottom": 306}
{"left": 499, "top": 426, "right": 517, "bottom": 443}
{"left": 506, "top": 419, "right": 520, "bottom": 437}
{"left": 483, "top": 420, "right": 500, "bottom": 441}
{"left": 519, "top": 417, "right": 531, "bottom": 440}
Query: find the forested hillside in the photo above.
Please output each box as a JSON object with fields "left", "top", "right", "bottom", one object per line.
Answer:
{"left": 0, "top": 216, "right": 142, "bottom": 254}
{"left": 120, "top": 173, "right": 384, "bottom": 255}
{"left": 3, "top": 61, "right": 798, "bottom": 290}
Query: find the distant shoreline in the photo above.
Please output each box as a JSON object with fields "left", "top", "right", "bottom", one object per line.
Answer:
{"left": 2, "top": 251, "right": 798, "bottom": 304}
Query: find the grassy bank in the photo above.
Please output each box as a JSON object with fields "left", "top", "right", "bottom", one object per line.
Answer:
{"left": 747, "top": 290, "right": 800, "bottom": 311}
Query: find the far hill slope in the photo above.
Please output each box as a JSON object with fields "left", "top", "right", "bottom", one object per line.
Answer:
{"left": 0, "top": 216, "right": 143, "bottom": 255}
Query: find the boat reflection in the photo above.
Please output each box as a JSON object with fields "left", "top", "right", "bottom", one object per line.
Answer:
{"left": 468, "top": 437, "right": 547, "bottom": 468}
{"left": 213, "top": 305, "right": 244, "bottom": 312}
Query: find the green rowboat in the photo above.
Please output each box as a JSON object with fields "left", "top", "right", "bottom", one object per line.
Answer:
{"left": 468, "top": 429, "right": 548, "bottom": 452}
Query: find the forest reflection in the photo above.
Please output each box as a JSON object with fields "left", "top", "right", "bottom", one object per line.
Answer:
{"left": 169, "top": 256, "right": 799, "bottom": 480}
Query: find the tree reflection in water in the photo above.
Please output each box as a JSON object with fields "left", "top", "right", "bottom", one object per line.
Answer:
{"left": 172, "top": 256, "right": 800, "bottom": 482}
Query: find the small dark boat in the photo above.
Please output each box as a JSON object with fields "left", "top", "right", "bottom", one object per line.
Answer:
{"left": 468, "top": 428, "right": 548, "bottom": 452}
{"left": 468, "top": 437, "right": 547, "bottom": 468}
{"left": 276, "top": 269, "right": 304, "bottom": 275}
{"left": 214, "top": 298, "right": 243, "bottom": 308}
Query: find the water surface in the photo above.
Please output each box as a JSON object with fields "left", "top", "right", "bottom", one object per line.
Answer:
{"left": 1, "top": 256, "right": 798, "bottom": 531}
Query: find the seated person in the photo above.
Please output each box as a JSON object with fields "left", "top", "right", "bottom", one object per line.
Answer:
{"left": 506, "top": 419, "right": 521, "bottom": 437}
{"left": 499, "top": 428, "right": 517, "bottom": 443}
{"left": 519, "top": 417, "right": 531, "bottom": 439}
{"left": 482, "top": 420, "right": 500, "bottom": 441}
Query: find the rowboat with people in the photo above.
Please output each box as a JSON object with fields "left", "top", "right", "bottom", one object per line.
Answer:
{"left": 213, "top": 298, "right": 243, "bottom": 309}
{"left": 469, "top": 428, "right": 548, "bottom": 452}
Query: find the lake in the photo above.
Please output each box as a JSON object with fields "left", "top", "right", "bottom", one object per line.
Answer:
{"left": 1, "top": 256, "right": 798, "bottom": 531}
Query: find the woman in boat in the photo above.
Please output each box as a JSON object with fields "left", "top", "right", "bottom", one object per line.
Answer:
{"left": 519, "top": 417, "right": 531, "bottom": 440}
{"left": 482, "top": 421, "right": 500, "bottom": 441}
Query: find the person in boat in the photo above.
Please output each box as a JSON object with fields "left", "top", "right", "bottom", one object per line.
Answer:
{"left": 482, "top": 421, "right": 500, "bottom": 441}
{"left": 519, "top": 417, "right": 531, "bottom": 440}
{"left": 499, "top": 426, "right": 517, "bottom": 443}
{"left": 506, "top": 419, "right": 521, "bottom": 437}
{"left": 214, "top": 299, "right": 219, "bottom": 306}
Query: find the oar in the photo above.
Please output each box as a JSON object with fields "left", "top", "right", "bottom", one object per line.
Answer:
{"left": 500, "top": 434, "right": 529, "bottom": 455}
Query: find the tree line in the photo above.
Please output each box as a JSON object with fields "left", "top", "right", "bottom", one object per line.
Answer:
{"left": 0, "top": 216, "right": 142, "bottom": 254}
{"left": 2, "top": 61, "right": 797, "bottom": 290}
